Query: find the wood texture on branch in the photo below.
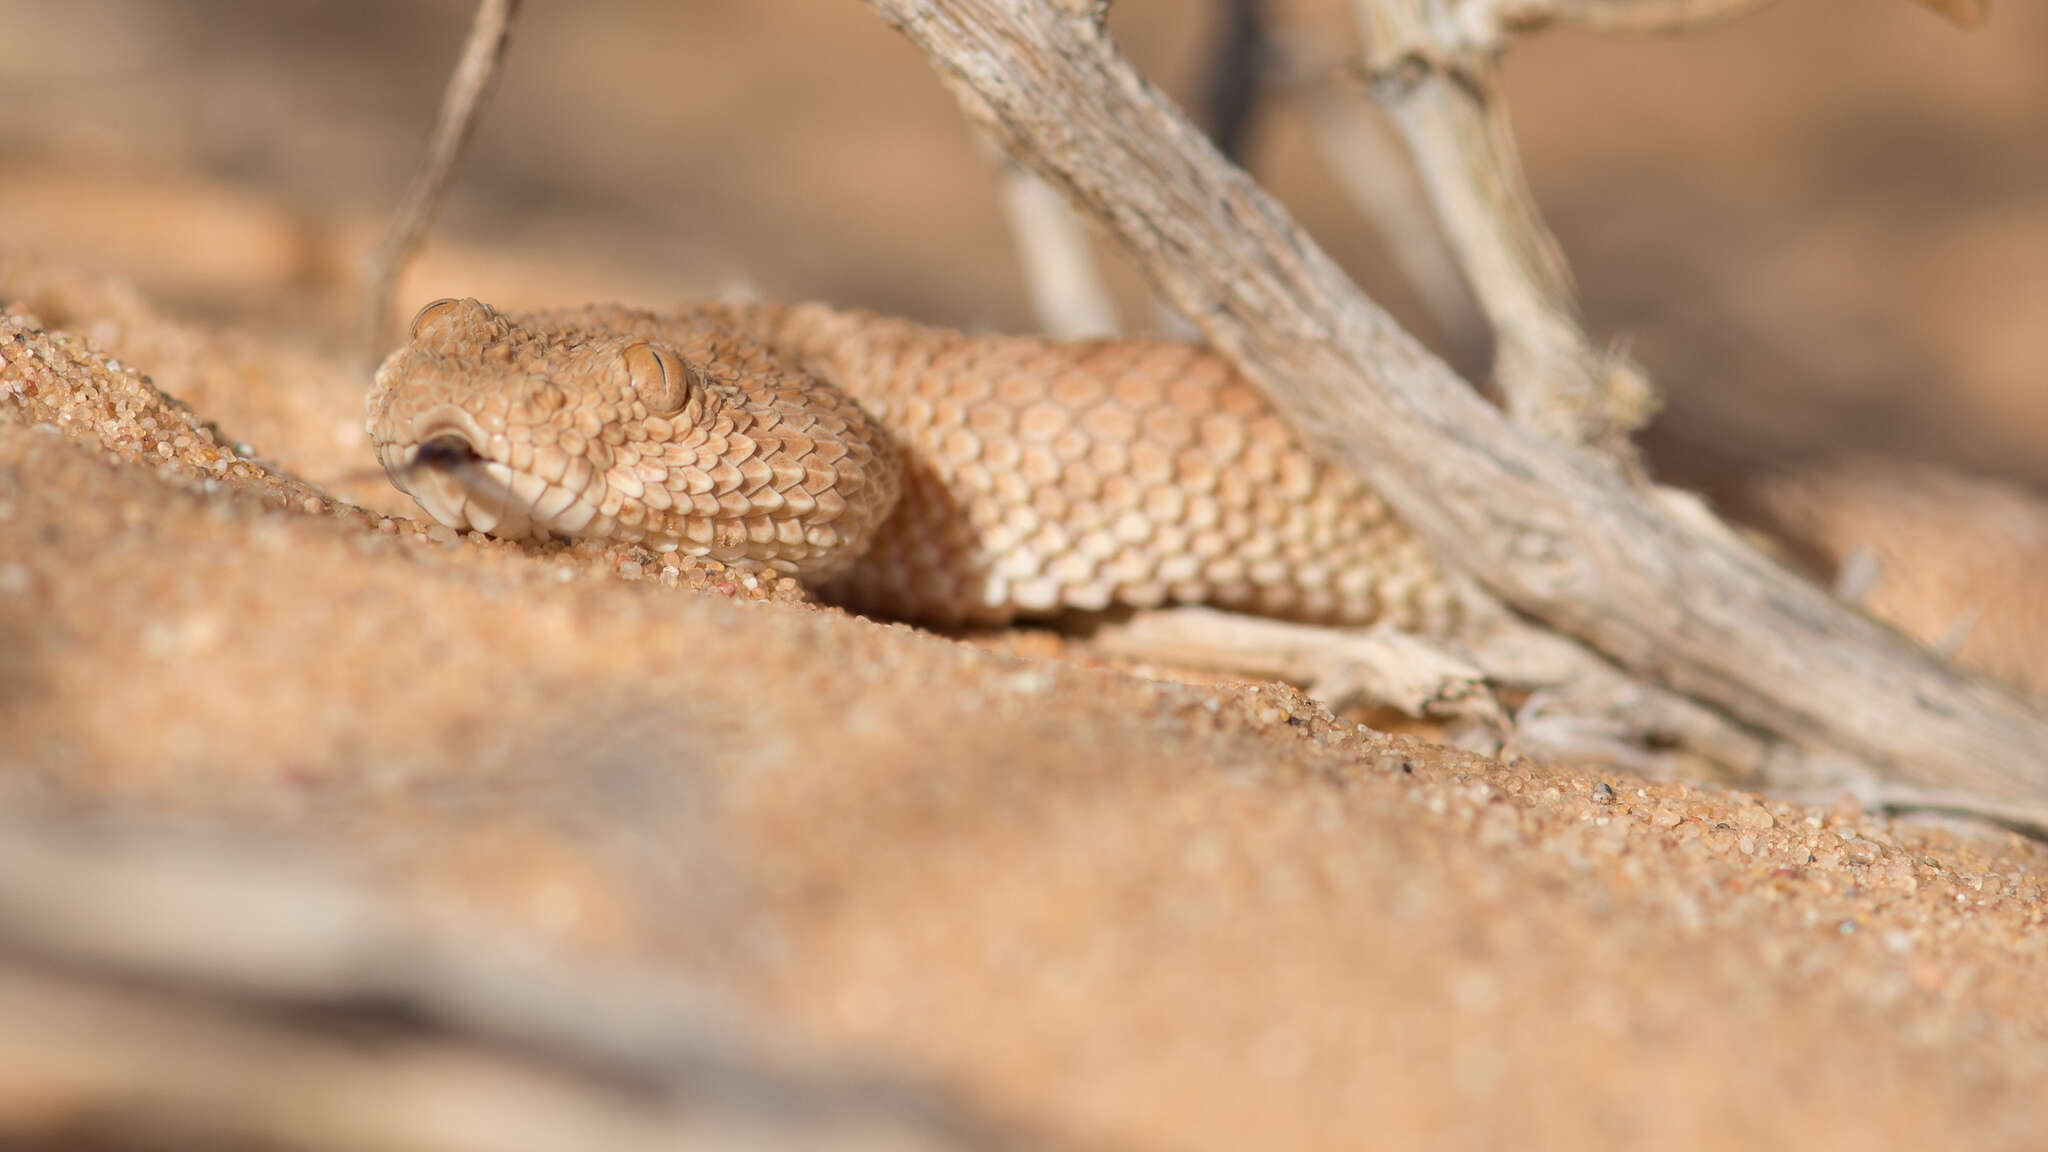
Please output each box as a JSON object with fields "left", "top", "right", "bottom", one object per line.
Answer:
{"left": 861, "top": 0, "right": 2048, "bottom": 806}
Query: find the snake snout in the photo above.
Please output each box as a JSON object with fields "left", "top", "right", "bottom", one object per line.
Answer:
{"left": 406, "top": 406, "right": 490, "bottom": 468}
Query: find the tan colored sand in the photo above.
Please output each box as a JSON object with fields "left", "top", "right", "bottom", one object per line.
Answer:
{"left": 4, "top": 271, "right": 2047, "bottom": 1151}
{"left": 1, "top": 1, "right": 2046, "bottom": 1147}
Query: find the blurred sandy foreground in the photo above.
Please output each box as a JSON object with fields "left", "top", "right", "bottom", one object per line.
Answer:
{"left": 1, "top": 2, "right": 2046, "bottom": 1150}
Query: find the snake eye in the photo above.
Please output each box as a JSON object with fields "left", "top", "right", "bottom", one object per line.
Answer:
{"left": 409, "top": 297, "right": 471, "bottom": 341}
{"left": 623, "top": 341, "right": 698, "bottom": 416}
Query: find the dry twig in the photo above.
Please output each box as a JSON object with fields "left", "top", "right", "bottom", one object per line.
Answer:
{"left": 1429, "top": 0, "right": 1979, "bottom": 42}
{"left": 361, "top": 0, "right": 523, "bottom": 369}
{"left": 992, "top": 152, "right": 1122, "bottom": 338}
{"left": 1298, "top": 74, "right": 1487, "bottom": 361}
{"left": 1351, "top": 0, "right": 1654, "bottom": 451}
{"left": 1467, "top": 0, "right": 1781, "bottom": 37}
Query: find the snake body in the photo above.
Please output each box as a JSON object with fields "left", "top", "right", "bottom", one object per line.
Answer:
{"left": 367, "top": 299, "right": 1456, "bottom": 628}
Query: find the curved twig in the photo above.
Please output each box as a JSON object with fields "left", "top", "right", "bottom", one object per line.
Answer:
{"left": 361, "top": 0, "right": 523, "bottom": 370}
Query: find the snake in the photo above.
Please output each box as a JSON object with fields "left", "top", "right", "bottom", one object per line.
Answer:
{"left": 366, "top": 297, "right": 1459, "bottom": 629}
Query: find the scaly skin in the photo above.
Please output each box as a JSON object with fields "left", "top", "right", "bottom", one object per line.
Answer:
{"left": 367, "top": 298, "right": 1458, "bottom": 628}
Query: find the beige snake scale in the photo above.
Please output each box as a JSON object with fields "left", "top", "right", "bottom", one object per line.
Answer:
{"left": 367, "top": 299, "right": 1458, "bottom": 629}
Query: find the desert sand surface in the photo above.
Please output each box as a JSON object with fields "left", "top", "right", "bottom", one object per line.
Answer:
{"left": 1, "top": 1, "right": 2045, "bottom": 1149}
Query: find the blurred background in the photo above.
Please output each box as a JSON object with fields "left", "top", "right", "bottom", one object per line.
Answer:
{"left": 0, "top": 0, "right": 2042, "bottom": 486}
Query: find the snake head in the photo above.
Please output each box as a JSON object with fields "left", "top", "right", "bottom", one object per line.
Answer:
{"left": 364, "top": 298, "right": 900, "bottom": 577}
{"left": 366, "top": 297, "right": 717, "bottom": 544}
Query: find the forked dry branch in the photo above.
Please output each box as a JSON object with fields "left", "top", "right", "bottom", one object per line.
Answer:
{"left": 857, "top": 0, "right": 2047, "bottom": 814}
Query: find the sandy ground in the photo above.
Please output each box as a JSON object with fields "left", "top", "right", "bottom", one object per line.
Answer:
{"left": 1, "top": 1, "right": 2046, "bottom": 1148}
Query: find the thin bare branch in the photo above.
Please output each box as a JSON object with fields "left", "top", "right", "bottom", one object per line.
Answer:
{"left": 361, "top": 0, "right": 523, "bottom": 370}
{"left": 1467, "top": 0, "right": 1781, "bottom": 39}
{"left": 1353, "top": 0, "right": 1654, "bottom": 450}
{"left": 992, "top": 152, "right": 1121, "bottom": 338}
{"left": 1458, "top": 0, "right": 1985, "bottom": 44}
{"left": 1514, "top": 0, "right": 1991, "bottom": 34}
{"left": 1298, "top": 72, "right": 1487, "bottom": 361}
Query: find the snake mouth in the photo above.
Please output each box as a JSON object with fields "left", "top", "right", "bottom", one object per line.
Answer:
{"left": 411, "top": 433, "right": 482, "bottom": 473}
{"left": 392, "top": 408, "right": 541, "bottom": 539}
{"left": 389, "top": 406, "right": 611, "bottom": 542}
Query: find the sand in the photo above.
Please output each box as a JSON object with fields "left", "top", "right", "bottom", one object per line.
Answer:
{"left": 1, "top": 1, "right": 2044, "bottom": 1148}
